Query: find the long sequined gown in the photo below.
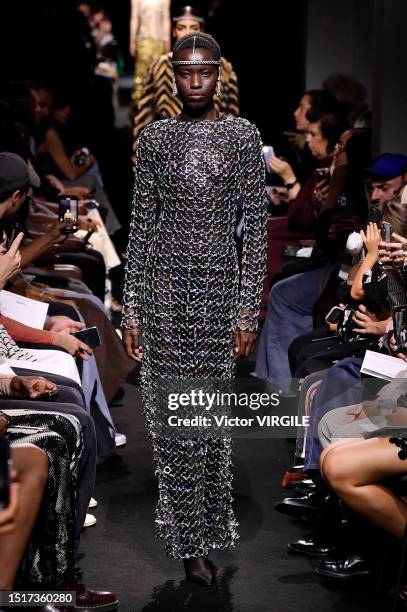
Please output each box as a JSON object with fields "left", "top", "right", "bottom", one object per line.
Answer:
{"left": 122, "top": 115, "right": 267, "bottom": 559}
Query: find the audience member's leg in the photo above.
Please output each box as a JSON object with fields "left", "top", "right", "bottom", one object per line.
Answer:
{"left": 304, "top": 357, "right": 364, "bottom": 471}
{"left": 0, "top": 446, "right": 48, "bottom": 589}
{"left": 323, "top": 437, "right": 407, "bottom": 539}
{"left": 3, "top": 401, "right": 96, "bottom": 549}
{"left": 255, "top": 270, "right": 324, "bottom": 381}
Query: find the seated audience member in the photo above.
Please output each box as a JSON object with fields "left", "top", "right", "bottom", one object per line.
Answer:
{"left": 264, "top": 109, "right": 350, "bottom": 282}
{"left": 0, "top": 396, "right": 118, "bottom": 610}
{"left": 316, "top": 381, "right": 407, "bottom": 590}
{"left": 323, "top": 73, "right": 371, "bottom": 128}
{"left": 277, "top": 88, "right": 339, "bottom": 189}
{"left": 288, "top": 197, "right": 406, "bottom": 379}
{"left": 29, "top": 83, "right": 120, "bottom": 236}
{"left": 256, "top": 127, "right": 369, "bottom": 383}
{"left": 363, "top": 153, "right": 407, "bottom": 209}
{"left": 0, "top": 150, "right": 108, "bottom": 301}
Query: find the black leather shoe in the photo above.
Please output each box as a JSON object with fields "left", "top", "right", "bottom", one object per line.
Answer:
{"left": 183, "top": 557, "right": 214, "bottom": 586}
{"left": 287, "top": 534, "right": 336, "bottom": 558}
{"left": 274, "top": 489, "right": 332, "bottom": 523}
{"left": 314, "top": 553, "right": 371, "bottom": 579}
{"left": 291, "top": 480, "right": 317, "bottom": 495}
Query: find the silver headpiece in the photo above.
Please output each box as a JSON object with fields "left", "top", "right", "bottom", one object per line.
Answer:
{"left": 172, "top": 6, "right": 204, "bottom": 23}
{"left": 171, "top": 35, "right": 221, "bottom": 66}
{"left": 172, "top": 59, "right": 221, "bottom": 66}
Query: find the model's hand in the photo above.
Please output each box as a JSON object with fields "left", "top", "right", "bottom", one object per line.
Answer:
{"left": 234, "top": 331, "right": 257, "bottom": 358}
{"left": 123, "top": 328, "right": 144, "bottom": 362}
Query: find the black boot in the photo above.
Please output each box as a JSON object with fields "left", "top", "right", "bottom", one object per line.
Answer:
{"left": 183, "top": 557, "right": 215, "bottom": 586}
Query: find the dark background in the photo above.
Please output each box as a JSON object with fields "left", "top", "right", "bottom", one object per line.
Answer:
{"left": 1, "top": 0, "right": 306, "bottom": 142}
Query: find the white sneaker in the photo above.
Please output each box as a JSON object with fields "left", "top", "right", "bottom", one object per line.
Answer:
{"left": 115, "top": 432, "right": 127, "bottom": 447}
{"left": 83, "top": 513, "right": 97, "bottom": 528}
{"left": 88, "top": 497, "right": 98, "bottom": 509}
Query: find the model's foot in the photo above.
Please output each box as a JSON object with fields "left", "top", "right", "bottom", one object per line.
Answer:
{"left": 183, "top": 557, "right": 214, "bottom": 586}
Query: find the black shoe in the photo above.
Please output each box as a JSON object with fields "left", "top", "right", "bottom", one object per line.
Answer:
{"left": 287, "top": 534, "right": 337, "bottom": 558}
{"left": 274, "top": 489, "right": 332, "bottom": 523}
{"left": 290, "top": 480, "right": 317, "bottom": 495}
{"left": 183, "top": 557, "right": 214, "bottom": 586}
{"left": 314, "top": 553, "right": 371, "bottom": 579}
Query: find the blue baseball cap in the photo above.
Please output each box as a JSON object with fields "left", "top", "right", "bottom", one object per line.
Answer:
{"left": 363, "top": 153, "right": 407, "bottom": 179}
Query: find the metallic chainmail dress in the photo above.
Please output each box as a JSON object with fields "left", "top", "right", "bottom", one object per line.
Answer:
{"left": 122, "top": 115, "right": 267, "bottom": 559}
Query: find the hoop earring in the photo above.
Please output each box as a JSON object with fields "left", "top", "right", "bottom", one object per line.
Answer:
{"left": 172, "top": 77, "right": 178, "bottom": 96}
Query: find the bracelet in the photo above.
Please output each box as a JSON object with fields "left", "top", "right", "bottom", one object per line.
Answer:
{"left": 284, "top": 180, "right": 299, "bottom": 190}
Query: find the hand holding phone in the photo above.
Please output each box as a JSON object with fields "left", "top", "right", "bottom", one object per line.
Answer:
{"left": 325, "top": 305, "right": 344, "bottom": 324}
{"left": 72, "top": 326, "right": 101, "bottom": 349}
{"left": 262, "top": 145, "right": 275, "bottom": 173}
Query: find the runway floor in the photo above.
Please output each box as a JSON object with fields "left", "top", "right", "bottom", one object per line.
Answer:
{"left": 80, "top": 380, "right": 389, "bottom": 612}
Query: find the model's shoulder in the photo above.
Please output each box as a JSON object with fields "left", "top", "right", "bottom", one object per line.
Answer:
{"left": 226, "top": 116, "right": 260, "bottom": 137}
{"left": 139, "top": 118, "right": 174, "bottom": 140}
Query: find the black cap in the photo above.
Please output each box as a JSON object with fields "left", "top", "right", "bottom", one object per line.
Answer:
{"left": 0, "top": 152, "right": 41, "bottom": 199}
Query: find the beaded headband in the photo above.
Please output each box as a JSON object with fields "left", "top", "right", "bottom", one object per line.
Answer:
{"left": 172, "top": 34, "right": 221, "bottom": 67}
{"left": 172, "top": 59, "right": 221, "bottom": 66}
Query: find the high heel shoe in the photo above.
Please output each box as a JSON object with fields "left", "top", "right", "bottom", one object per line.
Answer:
{"left": 183, "top": 557, "right": 214, "bottom": 586}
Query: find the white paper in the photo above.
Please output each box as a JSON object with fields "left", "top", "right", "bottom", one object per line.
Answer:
{"left": 361, "top": 350, "right": 407, "bottom": 381}
{"left": 6, "top": 349, "right": 80, "bottom": 385}
{"left": 0, "top": 362, "right": 15, "bottom": 375}
{"left": 0, "top": 290, "right": 49, "bottom": 329}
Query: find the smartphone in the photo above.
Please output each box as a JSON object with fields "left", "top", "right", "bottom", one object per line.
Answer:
{"left": 72, "top": 326, "right": 101, "bottom": 349}
{"left": 33, "top": 389, "right": 59, "bottom": 400}
{"left": 58, "top": 196, "right": 79, "bottom": 234}
{"left": 0, "top": 435, "right": 11, "bottom": 510}
{"left": 325, "top": 306, "right": 344, "bottom": 324}
{"left": 6, "top": 223, "right": 22, "bottom": 251}
{"left": 262, "top": 145, "right": 275, "bottom": 173}
{"left": 381, "top": 221, "right": 393, "bottom": 242}
{"left": 393, "top": 305, "right": 407, "bottom": 353}
{"left": 367, "top": 206, "right": 383, "bottom": 226}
